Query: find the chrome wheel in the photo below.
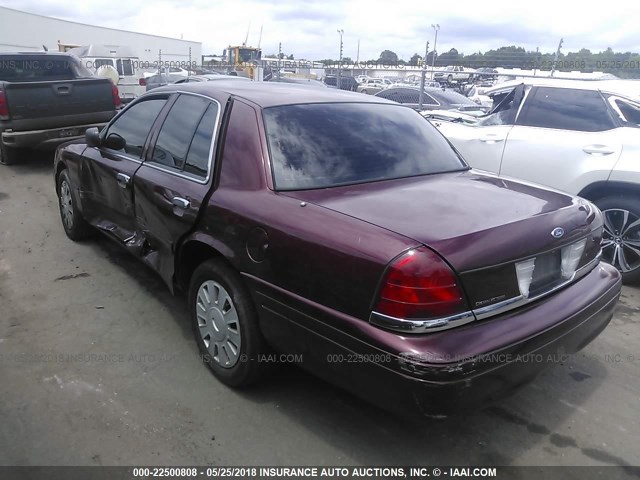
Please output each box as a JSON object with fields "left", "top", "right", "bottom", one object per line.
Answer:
{"left": 60, "top": 180, "right": 74, "bottom": 230}
{"left": 601, "top": 208, "right": 640, "bottom": 273}
{"left": 196, "top": 280, "right": 241, "bottom": 368}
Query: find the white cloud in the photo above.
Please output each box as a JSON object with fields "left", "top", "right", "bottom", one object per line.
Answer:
{"left": 1, "top": 0, "right": 639, "bottom": 60}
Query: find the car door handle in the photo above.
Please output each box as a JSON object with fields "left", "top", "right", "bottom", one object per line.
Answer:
{"left": 172, "top": 196, "right": 190, "bottom": 209}
{"left": 582, "top": 144, "right": 616, "bottom": 155}
{"left": 116, "top": 173, "right": 131, "bottom": 188}
{"left": 479, "top": 134, "right": 505, "bottom": 143}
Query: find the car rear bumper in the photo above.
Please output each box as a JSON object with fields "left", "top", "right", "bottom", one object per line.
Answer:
{"left": 1, "top": 123, "right": 108, "bottom": 149}
{"left": 253, "top": 262, "right": 621, "bottom": 417}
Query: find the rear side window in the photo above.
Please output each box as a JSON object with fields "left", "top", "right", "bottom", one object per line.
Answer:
{"left": 105, "top": 99, "right": 167, "bottom": 157}
{"left": 263, "top": 103, "right": 466, "bottom": 190}
{"left": 151, "top": 95, "right": 209, "bottom": 170}
{"left": 517, "top": 87, "right": 616, "bottom": 132}
{"left": 184, "top": 106, "right": 218, "bottom": 177}
{"left": 117, "top": 59, "right": 134, "bottom": 76}
{"left": 150, "top": 95, "right": 218, "bottom": 179}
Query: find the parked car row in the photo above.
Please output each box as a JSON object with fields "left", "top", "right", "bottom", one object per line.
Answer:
{"left": 48, "top": 79, "right": 621, "bottom": 417}
{"left": 374, "top": 86, "right": 489, "bottom": 115}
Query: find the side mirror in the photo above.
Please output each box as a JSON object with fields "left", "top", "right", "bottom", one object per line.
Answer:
{"left": 103, "top": 132, "right": 126, "bottom": 151}
{"left": 85, "top": 127, "right": 101, "bottom": 147}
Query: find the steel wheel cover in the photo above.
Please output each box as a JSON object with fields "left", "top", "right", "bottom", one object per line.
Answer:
{"left": 196, "top": 280, "right": 242, "bottom": 368}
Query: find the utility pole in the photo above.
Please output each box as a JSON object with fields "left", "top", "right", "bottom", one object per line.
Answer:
{"left": 278, "top": 42, "right": 282, "bottom": 79}
{"left": 551, "top": 38, "right": 563, "bottom": 77}
{"left": 354, "top": 38, "right": 360, "bottom": 76}
{"left": 419, "top": 41, "right": 430, "bottom": 110}
{"left": 431, "top": 24, "right": 440, "bottom": 79}
{"left": 337, "top": 29, "right": 344, "bottom": 90}
{"left": 533, "top": 46, "right": 539, "bottom": 76}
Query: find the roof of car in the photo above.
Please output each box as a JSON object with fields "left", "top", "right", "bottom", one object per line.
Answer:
{"left": 153, "top": 80, "right": 393, "bottom": 107}
{"left": 485, "top": 78, "right": 640, "bottom": 98}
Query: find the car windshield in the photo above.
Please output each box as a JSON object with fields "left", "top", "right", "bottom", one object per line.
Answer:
{"left": 263, "top": 103, "right": 467, "bottom": 190}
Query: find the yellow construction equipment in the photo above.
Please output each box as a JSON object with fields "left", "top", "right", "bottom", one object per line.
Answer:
{"left": 226, "top": 45, "right": 262, "bottom": 79}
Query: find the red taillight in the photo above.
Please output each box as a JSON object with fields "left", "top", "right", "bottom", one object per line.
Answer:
{"left": 375, "top": 247, "right": 467, "bottom": 319}
{"left": 0, "top": 89, "right": 9, "bottom": 119}
{"left": 138, "top": 78, "right": 146, "bottom": 86}
{"left": 111, "top": 84, "right": 122, "bottom": 108}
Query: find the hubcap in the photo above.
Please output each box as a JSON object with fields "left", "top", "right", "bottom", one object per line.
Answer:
{"left": 601, "top": 208, "right": 640, "bottom": 273}
{"left": 59, "top": 180, "right": 74, "bottom": 230}
{"left": 196, "top": 280, "right": 241, "bottom": 368}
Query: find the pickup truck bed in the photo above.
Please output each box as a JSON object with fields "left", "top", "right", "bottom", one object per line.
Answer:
{"left": 0, "top": 52, "right": 119, "bottom": 165}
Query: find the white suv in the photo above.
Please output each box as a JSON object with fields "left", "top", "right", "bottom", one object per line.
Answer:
{"left": 428, "top": 78, "right": 640, "bottom": 281}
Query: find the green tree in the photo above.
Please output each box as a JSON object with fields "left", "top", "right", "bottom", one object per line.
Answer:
{"left": 378, "top": 50, "right": 398, "bottom": 64}
{"left": 409, "top": 53, "right": 421, "bottom": 66}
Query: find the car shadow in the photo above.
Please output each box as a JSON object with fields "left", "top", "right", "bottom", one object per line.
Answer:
{"left": 5, "top": 148, "right": 57, "bottom": 174}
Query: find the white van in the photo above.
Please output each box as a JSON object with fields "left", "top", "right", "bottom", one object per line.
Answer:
{"left": 67, "top": 45, "right": 146, "bottom": 103}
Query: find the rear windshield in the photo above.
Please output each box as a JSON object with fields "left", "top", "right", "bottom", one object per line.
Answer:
{"left": 263, "top": 103, "right": 467, "bottom": 190}
{"left": 0, "top": 55, "right": 93, "bottom": 81}
{"left": 429, "top": 89, "right": 477, "bottom": 105}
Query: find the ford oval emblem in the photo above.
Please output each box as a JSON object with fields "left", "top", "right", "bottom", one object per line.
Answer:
{"left": 551, "top": 227, "right": 565, "bottom": 238}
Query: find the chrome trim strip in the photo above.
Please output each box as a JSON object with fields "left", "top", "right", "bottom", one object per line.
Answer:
{"left": 473, "top": 254, "right": 602, "bottom": 320}
{"left": 369, "top": 252, "right": 602, "bottom": 335}
{"left": 369, "top": 310, "right": 476, "bottom": 334}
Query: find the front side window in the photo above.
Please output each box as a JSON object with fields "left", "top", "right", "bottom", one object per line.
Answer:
{"left": 263, "top": 103, "right": 467, "bottom": 190}
{"left": 517, "top": 87, "right": 616, "bottom": 132}
{"left": 104, "top": 99, "right": 167, "bottom": 157}
{"left": 150, "top": 95, "right": 218, "bottom": 178}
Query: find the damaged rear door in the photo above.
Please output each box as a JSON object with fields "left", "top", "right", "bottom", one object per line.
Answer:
{"left": 132, "top": 93, "right": 222, "bottom": 289}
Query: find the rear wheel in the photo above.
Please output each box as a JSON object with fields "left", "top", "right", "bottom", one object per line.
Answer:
{"left": 189, "top": 259, "right": 269, "bottom": 387}
{"left": 57, "top": 169, "right": 92, "bottom": 241}
{"left": 595, "top": 196, "right": 640, "bottom": 283}
{"left": 0, "top": 144, "right": 19, "bottom": 166}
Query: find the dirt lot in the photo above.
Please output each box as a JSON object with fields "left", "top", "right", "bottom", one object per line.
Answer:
{"left": 0, "top": 152, "right": 639, "bottom": 470}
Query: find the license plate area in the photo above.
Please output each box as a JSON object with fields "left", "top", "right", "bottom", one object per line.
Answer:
{"left": 529, "top": 250, "right": 562, "bottom": 297}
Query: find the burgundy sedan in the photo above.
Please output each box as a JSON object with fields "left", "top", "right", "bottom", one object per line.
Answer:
{"left": 53, "top": 81, "right": 621, "bottom": 416}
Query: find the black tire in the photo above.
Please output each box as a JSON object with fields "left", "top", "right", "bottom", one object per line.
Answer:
{"left": 594, "top": 195, "right": 640, "bottom": 284}
{"left": 189, "top": 258, "right": 269, "bottom": 387}
{"left": 0, "top": 144, "right": 19, "bottom": 166}
{"left": 447, "top": 74, "right": 453, "bottom": 83}
{"left": 57, "top": 169, "right": 93, "bottom": 241}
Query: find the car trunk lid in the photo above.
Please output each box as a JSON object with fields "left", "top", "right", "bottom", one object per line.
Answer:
{"left": 284, "top": 171, "right": 602, "bottom": 312}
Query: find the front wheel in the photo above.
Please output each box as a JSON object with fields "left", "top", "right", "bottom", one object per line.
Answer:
{"left": 189, "top": 259, "right": 269, "bottom": 387}
{"left": 595, "top": 196, "right": 640, "bottom": 283}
